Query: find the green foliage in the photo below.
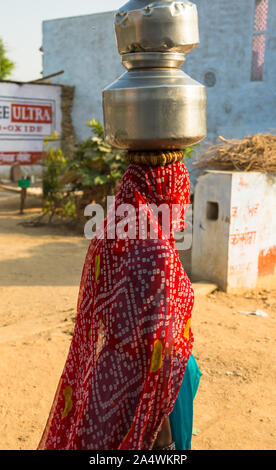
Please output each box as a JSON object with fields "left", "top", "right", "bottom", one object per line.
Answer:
{"left": 42, "top": 121, "right": 127, "bottom": 220}
{"left": 181, "top": 144, "right": 199, "bottom": 161}
{"left": 63, "top": 119, "right": 127, "bottom": 192}
{"left": 0, "top": 38, "right": 15, "bottom": 79}
{"left": 42, "top": 133, "right": 77, "bottom": 219}
{"left": 41, "top": 119, "right": 199, "bottom": 223}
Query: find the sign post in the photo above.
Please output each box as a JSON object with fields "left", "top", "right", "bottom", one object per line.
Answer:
{"left": 18, "top": 177, "right": 30, "bottom": 214}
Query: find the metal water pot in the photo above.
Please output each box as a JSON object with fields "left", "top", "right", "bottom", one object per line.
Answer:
{"left": 115, "top": 0, "right": 200, "bottom": 54}
{"left": 103, "top": 1, "right": 206, "bottom": 151}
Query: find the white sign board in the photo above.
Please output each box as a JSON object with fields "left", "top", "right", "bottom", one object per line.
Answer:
{"left": 0, "top": 82, "right": 62, "bottom": 177}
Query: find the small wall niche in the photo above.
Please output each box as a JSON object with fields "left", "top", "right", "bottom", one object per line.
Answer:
{"left": 206, "top": 201, "right": 219, "bottom": 221}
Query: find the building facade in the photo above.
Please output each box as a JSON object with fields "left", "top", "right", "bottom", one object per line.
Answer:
{"left": 42, "top": 0, "right": 276, "bottom": 146}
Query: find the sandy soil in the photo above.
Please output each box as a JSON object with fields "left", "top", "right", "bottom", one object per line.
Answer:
{"left": 0, "top": 193, "right": 275, "bottom": 450}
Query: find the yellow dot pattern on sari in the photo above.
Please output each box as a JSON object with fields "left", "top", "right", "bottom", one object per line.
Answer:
{"left": 150, "top": 339, "right": 163, "bottom": 373}
{"left": 95, "top": 254, "right": 101, "bottom": 283}
{"left": 61, "top": 386, "right": 73, "bottom": 419}
{"left": 122, "top": 428, "right": 131, "bottom": 442}
{"left": 183, "top": 317, "right": 191, "bottom": 341}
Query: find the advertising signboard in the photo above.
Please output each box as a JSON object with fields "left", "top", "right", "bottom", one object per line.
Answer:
{"left": 0, "top": 82, "right": 62, "bottom": 178}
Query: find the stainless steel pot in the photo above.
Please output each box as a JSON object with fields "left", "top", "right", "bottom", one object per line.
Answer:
{"left": 102, "top": 0, "right": 206, "bottom": 151}
{"left": 121, "top": 51, "right": 186, "bottom": 70}
{"left": 103, "top": 64, "right": 206, "bottom": 150}
{"left": 115, "top": 1, "right": 199, "bottom": 54}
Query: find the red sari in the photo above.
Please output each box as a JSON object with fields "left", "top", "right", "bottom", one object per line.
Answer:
{"left": 38, "top": 161, "right": 194, "bottom": 450}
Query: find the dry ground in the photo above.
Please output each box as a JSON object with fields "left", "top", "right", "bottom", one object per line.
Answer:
{"left": 0, "top": 192, "right": 275, "bottom": 450}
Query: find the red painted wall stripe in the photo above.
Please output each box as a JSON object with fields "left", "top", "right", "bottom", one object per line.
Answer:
{"left": 0, "top": 152, "right": 43, "bottom": 165}
{"left": 258, "top": 246, "right": 276, "bottom": 276}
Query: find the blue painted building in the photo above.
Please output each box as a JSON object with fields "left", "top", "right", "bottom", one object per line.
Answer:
{"left": 42, "top": 1, "right": 276, "bottom": 145}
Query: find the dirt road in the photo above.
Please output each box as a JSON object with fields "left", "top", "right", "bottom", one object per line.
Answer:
{"left": 0, "top": 194, "right": 275, "bottom": 450}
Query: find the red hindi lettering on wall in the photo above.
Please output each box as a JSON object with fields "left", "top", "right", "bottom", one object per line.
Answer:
{"left": 11, "top": 104, "right": 52, "bottom": 124}
{"left": 0, "top": 152, "right": 43, "bottom": 165}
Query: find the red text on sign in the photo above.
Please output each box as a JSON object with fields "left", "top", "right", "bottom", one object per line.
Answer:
{"left": 11, "top": 104, "right": 52, "bottom": 124}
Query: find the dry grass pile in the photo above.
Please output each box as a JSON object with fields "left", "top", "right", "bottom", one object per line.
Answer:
{"left": 193, "top": 133, "right": 276, "bottom": 172}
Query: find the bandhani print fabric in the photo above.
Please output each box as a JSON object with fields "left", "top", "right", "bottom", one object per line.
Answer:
{"left": 38, "top": 161, "right": 194, "bottom": 450}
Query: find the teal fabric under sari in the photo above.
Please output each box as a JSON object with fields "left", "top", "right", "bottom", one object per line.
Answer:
{"left": 169, "top": 354, "right": 202, "bottom": 450}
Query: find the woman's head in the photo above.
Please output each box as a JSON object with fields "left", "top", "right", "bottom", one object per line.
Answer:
{"left": 115, "top": 161, "right": 191, "bottom": 239}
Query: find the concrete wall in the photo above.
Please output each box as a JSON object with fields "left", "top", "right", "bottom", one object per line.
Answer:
{"left": 185, "top": 0, "right": 276, "bottom": 142}
{"left": 42, "top": 12, "right": 124, "bottom": 144}
{"left": 191, "top": 171, "right": 232, "bottom": 291}
{"left": 42, "top": 1, "right": 276, "bottom": 147}
{"left": 191, "top": 170, "right": 276, "bottom": 291}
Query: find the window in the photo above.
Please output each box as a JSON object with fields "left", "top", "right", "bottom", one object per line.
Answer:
{"left": 251, "top": 0, "right": 269, "bottom": 81}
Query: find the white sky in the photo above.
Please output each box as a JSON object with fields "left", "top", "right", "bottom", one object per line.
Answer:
{"left": 0, "top": 0, "right": 123, "bottom": 81}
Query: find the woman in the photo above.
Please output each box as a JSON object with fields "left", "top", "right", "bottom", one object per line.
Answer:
{"left": 38, "top": 157, "right": 200, "bottom": 450}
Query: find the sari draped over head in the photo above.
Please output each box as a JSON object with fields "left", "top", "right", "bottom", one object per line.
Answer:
{"left": 38, "top": 161, "right": 194, "bottom": 450}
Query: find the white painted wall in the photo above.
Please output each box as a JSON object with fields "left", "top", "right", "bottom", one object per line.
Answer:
{"left": 191, "top": 171, "right": 276, "bottom": 291}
